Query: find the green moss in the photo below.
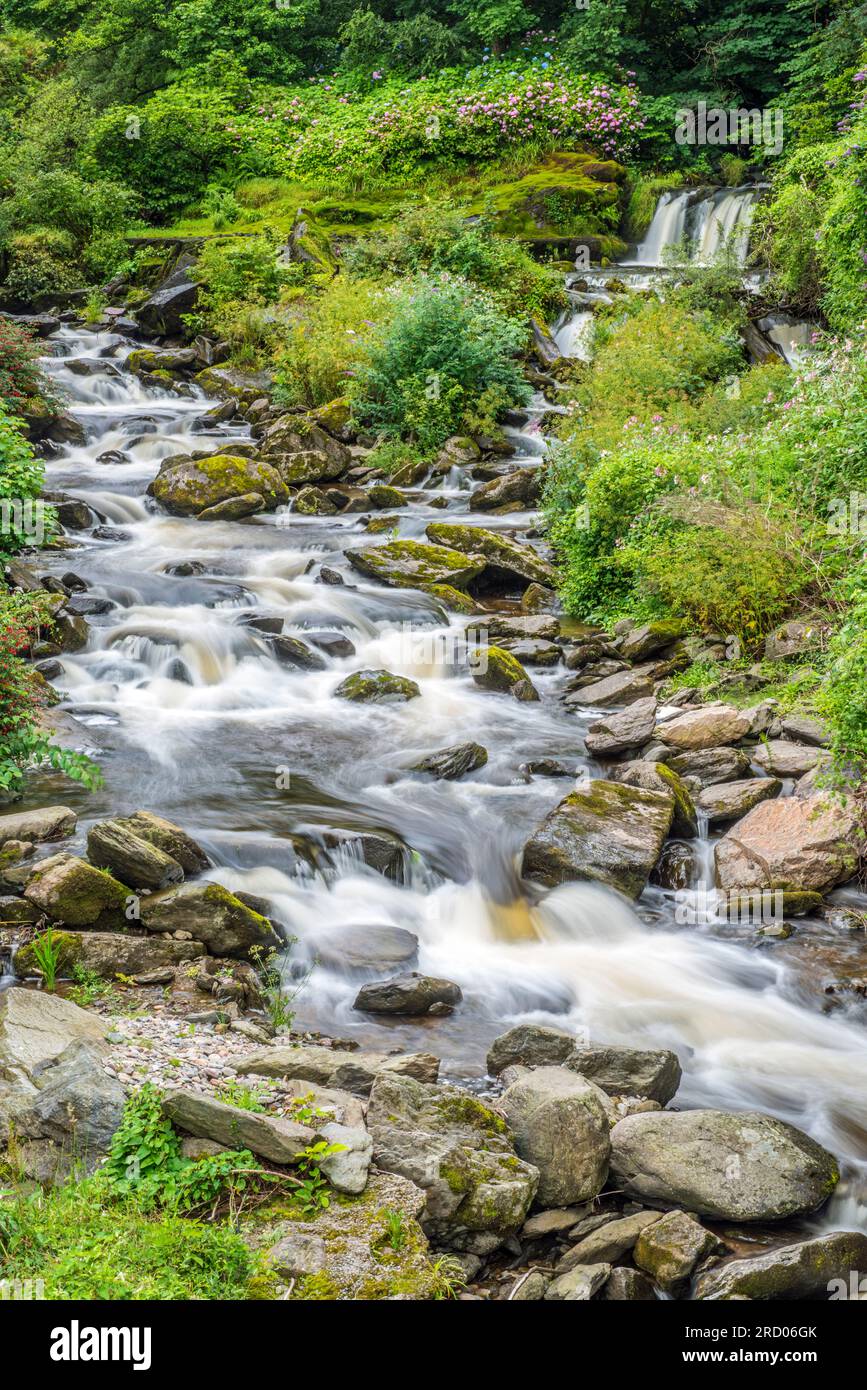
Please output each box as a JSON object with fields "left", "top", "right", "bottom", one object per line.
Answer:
{"left": 433, "top": 1092, "right": 507, "bottom": 1137}
{"left": 467, "top": 152, "right": 625, "bottom": 242}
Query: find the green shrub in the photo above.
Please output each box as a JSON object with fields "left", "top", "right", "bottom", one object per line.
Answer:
{"left": 273, "top": 275, "right": 384, "bottom": 409}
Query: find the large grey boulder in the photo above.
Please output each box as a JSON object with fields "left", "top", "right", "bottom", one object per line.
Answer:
{"left": 162, "top": 1089, "right": 319, "bottom": 1164}
{"left": 11, "top": 1039, "right": 125, "bottom": 1158}
{"left": 136, "top": 265, "right": 198, "bottom": 335}
{"left": 0, "top": 806, "right": 76, "bottom": 847}
{"left": 0, "top": 987, "right": 108, "bottom": 1084}
{"left": 487, "top": 1024, "right": 574, "bottom": 1075}
{"left": 697, "top": 777, "right": 782, "bottom": 824}
{"left": 98, "top": 811, "right": 209, "bottom": 875}
{"left": 585, "top": 698, "right": 658, "bottom": 756}
{"left": 752, "top": 740, "right": 822, "bottom": 777}
{"left": 693, "top": 1230, "right": 867, "bottom": 1300}
{"left": 607, "top": 761, "right": 697, "bottom": 838}
{"left": 141, "top": 882, "right": 279, "bottom": 958}
{"left": 86, "top": 820, "right": 185, "bottom": 891}
{"left": 366, "top": 1071, "right": 538, "bottom": 1251}
{"left": 618, "top": 621, "right": 687, "bottom": 662}
{"left": 655, "top": 704, "right": 752, "bottom": 751}
{"left": 715, "top": 793, "right": 859, "bottom": 893}
{"left": 566, "top": 669, "right": 655, "bottom": 709}
{"left": 668, "top": 746, "right": 752, "bottom": 787}
{"left": 633, "top": 1209, "right": 722, "bottom": 1292}
{"left": 499, "top": 1067, "right": 610, "bottom": 1207}
{"left": 566, "top": 1045, "right": 682, "bottom": 1105}
{"left": 150, "top": 454, "right": 288, "bottom": 517}
{"left": 235, "top": 1044, "right": 440, "bottom": 1097}
{"left": 522, "top": 780, "right": 674, "bottom": 899}
{"left": 611, "top": 1109, "right": 840, "bottom": 1221}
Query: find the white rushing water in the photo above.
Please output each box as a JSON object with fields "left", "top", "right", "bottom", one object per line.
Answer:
{"left": 23, "top": 318, "right": 867, "bottom": 1232}
{"left": 627, "top": 185, "right": 759, "bottom": 268}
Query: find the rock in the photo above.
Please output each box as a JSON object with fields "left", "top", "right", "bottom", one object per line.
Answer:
{"left": 508, "top": 1270, "right": 549, "bottom": 1300}
{"left": 521, "top": 1207, "right": 587, "bottom": 1239}
{"left": 317, "top": 1121, "right": 373, "bottom": 1194}
{"left": 86, "top": 819, "right": 185, "bottom": 891}
{"left": 409, "top": 742, "right": 488, "bottom": 779}
{"left": 267, "top": 1231, "right": 327, "bottom": 1279}
{"left": 425, "top": 522, "right": 556, "bottom": 589}
{"left": 180, "top": 1137, "right": 228, "bottom": 1159}
{"left": 0, "top": 987, "right": 108, "bottom": 1083}
{"left": 367, "top": 1072, "right": 538, "bottom": 1249}
{"left": 655, "top": 704, "right": 752, "bottom": 751}
{"left": 293, "top": 486, "right": 338, "bottom": 515}
{"left": 14, "top": 930, "right": 204, "bottom": 980}
{"left": 566, "top": 1045, "right": 682, "bottom": 1105}
{"left": 566, "top": 669, "right": 655, "bottom": 709}
{"left": 345, "top": 540, "right": 485, "bottom": 592}
{"left": 495, "top": 638, "right": 561, "bottom": 666}
{"left": 667, "top": 746, "right": 753, "bottom": 787}
{"left": 697, "top": 778, "right": 782, "bottom": 824}
{"left": 354, "top": 973, "right": 462, "bottom": 1016}
{"left": 752, "top": 740, "right": 822, "bottom": 777}
{"left": 500, "top": 1067, "right": 610, "bottom": 1207}
{"left": 279, "top": 450, "right": 349, "bottom": 486}
{"left": 585, "top": 698, "right": 658, "bottom": 756}
{"left": 618, "top": 621, "right": 687, "bottom": 661}
{"left": 558, "top": 1211, "right": 662, "bottom": 1270}
{"left": 23, "top": 853, "right": 130, "bottom": 928}
{"left": 481, "top": 615, "right": 561, "bottom": 643}
{"left": 778, "top": 715, "right": 830, "bottom": 748}
{"left": 197, "top": 492, "right": 265, "bottom": 521}
{"left": 693, "top": 1230, "right": 867, "bottom": 1301}
{"left": 610, "top": 1109, "right": 840, "bottom": 1221}
{"left": 334, "top": 669, "right": 420, "bottom": 703}
{"left": 141, "top": 882, "right": 279, "bottom": 958}
{"left": 136, "top": 266, "right": 198, "bottom": 335}
{"left": 522, "top": 781, "right": 674, "bottom": 899}
{"left": 487, "top": 1025, "right": 575, "bottom": 1075}
{"left": 433, "top": 435, "right": 481, "bottom": 469}
{"left": 311, "top": 924, "right": 418, "bottom": 973}
{"left": 633, "top": 1209, "right": 722, "bottom": 1293}
{"left": 270, "top": 635, "right": 327, "bottom": 671}
{"left": 600, "top": 1267, "right": 657, "bottom": 1300}
{"left": 195, "top": 365, "right": 273, "bottom": 408}
{"left": 11, "top": 1039, "right": 125, "bottom": 1158}
{"left": 469, "top": 469, "right": 541, "bottom": 511}
{"left": 236, "top": 1045, "right": 440, "bottom": 1096}
{"left": 162, "top": 1090, "right": 318, "bottom": 1164}
{"left": 260, "top": 415, "right": 350, "bottom": 472}
{"left": 306, "top": 631, "right": 355, "bottom": 659}
{"left": 109, "top": 811, "right": 209, "bottom": 875}
{"left": 366, "top": 484, "right": 408, "bottom": 510}
{"left": 0, "top": 896, "right": 41, "bottom": 925}
{"left": 150, "top": 454, "right": 288, "bottom": 516}
{"left": 0, "top": 806, "right": 76, "bottom": 847}
{"left": 764, "top": 620, "right": 823, "bottom": 660}
{"left": 715, "top": 792, "right": 859, "bottom": 893}
{"left": 544, "top": 1263, "right": 611, "bottom": 1301}
{"left": 471, "top": 646, "right": 539, "bottom": 701}
{"left": 608, "top": 761, "right": 697, "bottom": 838}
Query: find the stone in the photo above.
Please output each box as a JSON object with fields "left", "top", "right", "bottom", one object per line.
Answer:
{"left": 0, "top": 806, "right": 76, "bottom": 847}
{"left": 764, "top": 620, "right": 823, "bottom": 660}
{"left": 608, "top": 761, "right": 697, "bottom": 838}
{"left": 471, "top": 646, "right": 539, "bottom": 700}
{"left": 474, "top": 616, "right": 561, "bottom": 645}
{"left": 354, "top": 973, "right": 462, "bottom": 1016}
{"left": 585, "top": 698, "right": 658, "bottom": 756}
{"left": 667, "top": 746, "right": 753, "bottom": 787}
{"left": 150, "top": 454, "right": 288, "bottom": 516}
{"left": 521, "top": 1207, "right": 588, "bottom": 1239}
{"left": 111, "top": 811, "right": 209, "bottom": 875}
{"left": 779, "top": 715, "right": 830, "bottom": 748}
{"left": 618, "top": 621, "right": 687, "bottom": 662}
{"left": 610, "top": 1109, "right": 840, "bottom": 1221}
{"left": 522, "top": 780, "right": 674, "bottom": 899}
{"left": 601, "top": 1268, "right": 657, "bottom": 1300}
{"left": 425, "top": 522, "right": 556, "bottom": 588}
{"left": 566, "top": 1045, "right": 682, "bottom": 1105}
{"left": 693, "top": 1230, "right": 867, "bottom": 1301}
{"left": 410, "top": 743, "right": 488, "bottom": 780}
{"left": 633, "top": 1209, "right": 722, "bottom": 1292}
{"left": 311, "top": 924, "right": 418, "bottom": 974}
{"left": 261, "top": 415, "right": 350, "bottom": 472}
{"left": 11, "top": 1039, "right": 125, "bottom": 1156}
{"left": 508, "top": 1270, "right": 549, "bottom": 1300}
{"left": 367, "top": 1072, "right": 538, "bottom": 1249}
{"left": 267, "top": 1231, "right": 328, "bottom": 1279}
{"left": 558, "top": 1211, "right": 662, "bottom": 1270}
{"left": 752, "top": 740, "right": 822, "bottom": 777}
{"left": 345, "top": 540, "right": 485, "bottom": 592}
{"left": 655, "top": 704, "right": 753, "bottom": 751}
{"left": 141, "top": 882, "right": 279, "bottom": 958}
{"left": 544, "top": 1263, "right": 611, "bottom": 1301}
{"left": 566, "top": 669, "right": 655, "bottom": 709}
{"left": 334, "top": 669, "right": 420, "bottom": 703}
{"left": 469, "top": 469, "right": 541, "bottom": 511}
{"left": 366, "top": 484, "right": 408, "bottom": 510}
{"left": 270, "top": 635, "right": 327, "bottom": 671}
{"left": 500, "top": 1067, "right": 610, "bottom": 1207}
{"left": 0, "top": 987, "right": 108, "bottom": 1083}
{"left": 14, "top": 930, "right": 204, "bottom": 980}
{"left": 317, "top": 1121, "right": 373, "bottom": 1194}
{"left": 86, "top": 819, "right": 185, "bottom": 891}
{"left": 136, "top": 266, "right": 198, "bottom": 335}
{"left": 487, "top": 1024, "right": 575, "bottom": 1075}
{"left": 497, "top": 639, "right": 561, "bottom": 666}
{"left": 293, "top": 485, "right": 338, "bottom": 515}
{"left": 162, "top": 1089, "right": 319, "bottom": 1164}
{"left": 197, "top": 492, "right": 265, "bottom": 521}
{"left": 235, "top": 1045, "right": 440, "bottom": 1096}
{"left": 697, "top": 777, "right": 782, "bottom": 824}
{"left": 23, "top": 853, "right": 130, "bottom": 928}
{"left": 714, "top": 793, "right": 860, "bottom": 894}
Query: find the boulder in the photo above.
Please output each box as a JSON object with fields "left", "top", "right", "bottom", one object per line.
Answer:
{"left": 23, "top": 853, "right": 130, "bottom": 928}
{"left": 633, "top": 1209, "right": 721, "bottom": 1293}
{"left": 522, "top": 781, "right": 674, "bottom": 899}
{"left": 11, "top": 1039, "right": 125, "bottom": 1157}
{"left": 279, "top": 451, "right": 348, "bottom": 486}
{"left": 697, "top": 778, "right": 781, "bottom": 824}
{"left": 409, "top": 743, "right": 488, "bottom": 779}
{"left": 86, "top": 819, "right": 185, "bottom": 891}
{"left": 558, "top": 1211, "right": 662, "bottom": 1270}
{"left": 317, "top": 1121, "right": 373, "bottom": 1194}
{"left": 267, "top": 1231, "right": 327, "bottom": 1279}
{"left": 764, "top": 620, "right": 823, "bottom": 661}
{"left": 610, "top": 1109, "right": 840, "bottom": 1220}
{"left": 667, "top": 746, "right": 752, "bottom": 787}
{"left": 366, "top": 1072, "right": 538, "bottom": 1249}
{"left": 141, "top": 882, "right": 279, "bottom": 958}
{"left": 585, "top": 698, "right": 658, "bottom": 756}
{"left": 293, "top": 486, "right": 338, "bottom": 516}
{"left": 655, "top": 704, "right": 752, "bottom": 751}
{"left": 0, "top": 987, "right": 108, "bottom": 1083}
{"left": 425, "top": 522, "right": 556, "bottom": 588}
{"left": 136, "top": 266, "right": 198, "bottom": 335}
{"left": 197, "top": 493, "right": 265, "bottom": 521}
{"left": 487, "top": 1025, "right": 575, "bottom": 1075}
{"left": 752, "top": 740, "right": 822, "bottom": 777}
{"left": 111, "top": 811, "right": 209, "bottom": 875}
{"left": 608, "top": 761, "right": 697, "bottom": 838}
{"left": 150, "top": 454, "right": 288, "bottom": 516}
{"left": 566, "top": 669, "right": 655, "bottom": 709}
{"left": 499, "top": 1067, "right": 610, "bottom": 1207}
{"left": 14, "top": 930, "right": 204, "bottom": 980}
{"left": 469, "top": 469, "right": 541, "bottom": 511}
{"left": 162, "top": 1089, "right": 318, "bottom": 1164}
{"left": 260, "top": 415, "right": 350, "bottom": 472}
{"left": 481, "top": 614, "right": 560, "bottom": 643}
{"left": 544, "top": 1263, "right": 611, "bottom": 1301}
{"left": 334, "top": 669, "right": 420, "bottom": 703}
{"left": 618, "top": 621, "right": 687, "bottom": 662}
{"left": 714, "top": 793, "right": 859, "bottom": 893}
{"left": 778, "top": 715, "right": 830, "bottom": 748}
{"left": 354, "top": 973, "right": 462, "bottom": 1016}
{"left": 195, "top": 365, "right": 273, "bottom": 407}
{"left": 235, "top": 1045, "right": 440, "bottom": 1096}
{"left": 471, "top": 646, "right": 539, "bottom": 701}
{"left": 566, "top": 1045, "right": 682, "bottom": 1105}
{"left": 600, "top": 1268, "right": 657, "bottom": 1300}
{"left": 270, "top": 635, "right": 327, "bottom": 671}
{"left": 345, "top": 540, "right": 485, "bottom": 592}
{"left": 0, "top": 806, "right": 76, "bottom": 847}
{"left": 309, "top": 923, "right": 418, "bottom": 973}
{"left": 693, "top": 1230, "right": 867, "bottom": 1301}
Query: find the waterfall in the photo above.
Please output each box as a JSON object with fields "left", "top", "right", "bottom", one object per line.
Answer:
{"left": 628, "top": 185, "right": 759, "bottom": 269}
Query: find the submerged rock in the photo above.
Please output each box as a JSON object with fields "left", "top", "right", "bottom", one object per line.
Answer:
{"left": 309, "top": 923, "right": 419, "bottom": 973}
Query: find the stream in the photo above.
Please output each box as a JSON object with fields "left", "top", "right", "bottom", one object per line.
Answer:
{"left": 17, "top": 188, "right": 867, "bottom": 1233}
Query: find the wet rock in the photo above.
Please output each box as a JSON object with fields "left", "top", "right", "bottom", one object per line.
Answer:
{"left": 585, "top": 698, "right": 658, "bottom": 756}
{"left": 487, "top": 1024, "right": 576, "bottom": 1075}
{"left": 426, "top": 522, "right": 556, "bottom": 589}
{"left": 655, "top": 704, "right": 752, "bottom": 751}
{"left": 410, "top": 742, "right": 488, "bottom": 780}
{"left": 261, "top": 415, "right": 351, "bottom": 472}
{"left": 269, "top": 635, "right": 327, "bottom": 672}
{"left": 293, "top": 486, "right": 338, "bottom": 515}
{"left": 23, "top": 853, "right": 130, "bottom": 928}
{"left": 500, "top": 1067, "right": 610, "bottom": 1207}
{"left": 651, "top": 842, "right": 696, "bottom": 891}
{"left": 600, "top": 1267, "right": 657, "bottom": 1300}
{"left": 481, "top": 614, "right": 560, "bottom": 643}
{"left": 433, "top": 435, "right": 481, "bottom": 469}
{"left": 110, "top": 811, "right": 209, "bottom": 876}
{"left": 162, "top": 1089, "right": 318, "bottom": 1164}
{"left": 310, "top": 923, "right": 418, "bottom": 973}
{"left": 354, "top": 973, "right": 462, "bottom": 1016}
{"left": 279, "top": 450, "right": 349, "bottom": 486}
{"left": 367, "top": 1071, "right": 538, "bottom": 1250}
{"left": 566, "top": 668, "right": 655, "bottom": 709}
{"left": 715, "top": 792, "right": 859, "bottom": 893}
{"left": 522, "top": 780, "right": 674, "bottom": 899}
{"left": 136, "top": 266, "right": 198, "bottom": 336}
{"left": 608, "top": 761, "right": 697, "bottom": 838}
{"left": 667, "top": 746, "right": 753, "bottom": 787}
{"left": 469, "top": 469, "right": 541, "bottom": 511}
{"left": 0, "top": 987, "right": 109, "bottom": 1083}
{"left": 334, "top": 668, "right": 420, "bottom": 703}
{"left": 321, "top": 830, "right": 404, "bottom": 880}
{"left": 150, "top": 454, "right": 288, "bottom": 516}
{"left": 52, "top": 610, "right": 89, "bottom": 652}
{"left": 544, "top": 1263, "right": 610, "bottom": 1301}
{"left": 141, "top": 883, "right": 279, "bottom": 958}
{"left": 316, "top": 566, "right": 345, "bottom": 586}
{"left": 697, "top": 777, "right": 782, "bottom": 824}
{"left": 752, "top": 740, "right": 822, "bottom": 777}
{"left": 235, "top": 1044, "right": 440, "bottom": 1096}
{"left": 345, "top": 539, "right": 485, "bottom": 592}
{"left": 565, "top": 1045, "right": 682, "bottom": 1105}
{"left": 633, "top": 1209, "right": 722, "bottom": 1293}
{"left": 610, "top": 1109, "right": 840, "bottom": 1221}
{"left": 0, "top": 806, "right": 76, "bottom": 847}
{"left": 558, "top": 1211, "right": 662, "bottom": 1270}
{"left": 366, "top": 483, "right": 408, "bottom": 510}
{"left": 86, "top": 819, "right": 185, "bottom": 891}
{"left": 197, "top": 492, "right": 265, "bottom": 521}
{"left": 0, "top": 897, "right": 41, "bottom": 925}
{"left": 498, "top": 638, "right": 561, "bottom": 665}
{"left": 306, "top": 631, "right": 355, "bottom": 659}
{"left": 694, "top": 1230, "right": 867, "bottom": 1300}
{"left": 618, "top": 620, "right": 688, "bottom": 662}
{"left": 471, "top": 646, "right": 539, "bottom": 701}
{"left": 521, "top": 582, "right": 560, "bottom": 614}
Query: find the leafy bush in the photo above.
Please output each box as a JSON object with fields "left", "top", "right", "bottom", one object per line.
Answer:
{"left": 0, "top": 323, "right": 56, "bottom": 412}
{"left": 274, "top": 275, "right": 384, "bottom": 409}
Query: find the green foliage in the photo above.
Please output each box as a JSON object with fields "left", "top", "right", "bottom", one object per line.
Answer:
{"left": 30, "top": 927, "right": 62, "bottom": 991}
{"left": 819, "top": 560, "right": 867, "bottom": 776}
{"left": 0, "top": 324, "right": 57, "bottom": 414}
{"left": 189, "top": 232, "right": 288, "bottom": 361}
{"left": 273, "top": 275, "right": 383, "bottom": 409}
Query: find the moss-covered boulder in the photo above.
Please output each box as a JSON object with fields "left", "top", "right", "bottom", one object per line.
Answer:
{"left": 522, "top": 780, "right": 675, "bottom": 899}
{"left": 426, "top": 522, "right": 556, "bottom": 589}
{"left": 309, "top": 397, "right": 353, "bottom": 441}
{"left": 609, "top": 761, "right": 698, "bottom": 838}
{"left": 334, "top": 669, "right": 420, "bottom": 703}
{"left": 422, "top": 583, "right": 476, "bottom": 613}
{"left": 279, "top": 451, "right": 349, "bottom": 486}
{"left": 194, "top": 365, "right": 273, "bottom": 407}
{"left": 471, "top": 645, "right": 539, "bottom": 702}
{"left": 345, "top": 540, "right": 486, "bottom": 592}
{"left": 468, "top": 152, "right": 625, "bottom": 244}
{"left": 86, "top": 819, "right": 185, "bottom": 891}
{"left": 618, "top": 619, "right": 689, "bottom": 662}
{"left": 112, "top": 811, "right": 209, "bottom": 876}
{"left": 150, "top": 454, "right": 288, "bottom": 517}
{"left": 15, "top": 930, "right": 204, "bottom": 980}
{"left": 633, "top": 1210, "right": 722, "bottom": 1294}
{"left": 141, "top": 882, "right": 279, "bottom": 958}
{"left": 693, "top": 1231, "right": 867, "bottom": 1301}
{"left": 367, "top": 1071, "right": 539, "bottom": 1253}
{"left": 23, "top": 853, "right": 131, "bottom": 929}
{"left": 198, "top": 492, "right": 266, "bottom": 521}
{"left": 367, "top": 484, "right": 408, "bottom": 510}
{"left": 292, "top": 486, "right": 338, "bottom": 516}
{"left": 432, "top": 436, "right": 481, "bottom": 470}
{"left": 260, "top": 415, "right": 350, "bottom": 472}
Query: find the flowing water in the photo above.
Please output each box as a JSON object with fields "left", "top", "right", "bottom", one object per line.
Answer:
{"left": 21, "top": 316, "right": 867, "bottom": 1231}
{"left": 626, "top": 185, "right": 760, "bottom": 268}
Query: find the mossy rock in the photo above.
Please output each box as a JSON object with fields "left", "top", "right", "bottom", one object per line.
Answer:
{"left": 334, "top": 669, "right": 421, "bottom": 704}
{"left": 150, "top": 454, "right": 288, "bottom": 517}
{"left": 195, "top": 366, "right": 274, "bottom": 407}
{"left": 470, "top": 152, "right": 625, "bottom": 241}
{"left": 293, "top": 486, "right": 338, "bottom": 516}
{"left": 345, "top": 540, "right": 486, "bottom": 592}
{"left": 421, "top": 584, "right": 477, "bottom": 614}
{"left": 367, "top": 484, "right": 408, "bottom": 510}
{"left": 471, "top": 645, "right": 539, "bottom": 702}
{"left": 23, "top": 853, "right": 131, "bottom": 929}
{"left": 15, "top": 929, "right": 83, "bottom": 978}
{"left": 425, "top": 522, "right": 556, "bottom": 588}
